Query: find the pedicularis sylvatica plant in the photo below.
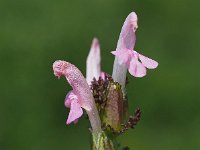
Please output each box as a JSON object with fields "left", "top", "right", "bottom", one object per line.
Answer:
{"left": 53, "top": 12, "right": 158, "bottom": 150}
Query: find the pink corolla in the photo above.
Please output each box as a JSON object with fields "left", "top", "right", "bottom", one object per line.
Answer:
{"left": 53, "top": 60, "right": 101, "bottom": 132}
{"left": 86, "top": 39, "right": 108, "bottom": 84}
{"left": 86, "top": 38, "right": 101, "bottom": 84}
{"left": 112, "top": 12, "right": 158, "bottom": 92}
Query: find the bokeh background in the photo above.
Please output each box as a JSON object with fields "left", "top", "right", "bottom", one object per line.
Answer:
{"left": 1, "top": 0, "right": 200, "bottom": 149}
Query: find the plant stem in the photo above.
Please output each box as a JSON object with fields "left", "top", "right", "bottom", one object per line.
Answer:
{"left": 92, "top": 131, "right": 116, "bottom": 150}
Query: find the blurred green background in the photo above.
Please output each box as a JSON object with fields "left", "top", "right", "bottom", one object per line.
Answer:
{"left": 1, "top": 0, "right": 200, "bottom": 149}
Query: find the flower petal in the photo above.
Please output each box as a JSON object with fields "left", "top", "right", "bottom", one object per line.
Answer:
{"left": 86, "top": 38, "right": 101, "bottom": 84}
{"left": 112, "top": 12, "right": 138, "bottom": 93}
{"left": 64, "top": 91, "right": 79, "bottom": 108}
{"left": 66, "top": 100, "right": 83, "bottom": 124}
{"left": 139, "top": 54, "right": 158, "bottom": 69}
{"left": 128, "top": 57, "right": 146, "bottom": 77}
{"left": 111, "top": 49, "right": 130, "bottom": 65}
{"left": 117, "top": 12, "right": 138, "bottom": 50}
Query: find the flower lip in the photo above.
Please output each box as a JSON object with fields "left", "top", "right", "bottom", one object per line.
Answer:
{"left": 53, "top": 60, "right": 67, "bottom": 78}
{"left": 65, "top": 91, "right": 79, "bottom": 108}
{"left": 112, "top": 48, "right": 158, "bottom": 77}
{"left": 111, "top": 48, "right": 135, "bottom": 65}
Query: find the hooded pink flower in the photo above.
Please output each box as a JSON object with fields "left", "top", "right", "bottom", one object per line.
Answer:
{"left": 112, "top": 12, "right": 158, "bottom": 79}
{"left": 53, "top": 60, "right": 101, "bottom": 130}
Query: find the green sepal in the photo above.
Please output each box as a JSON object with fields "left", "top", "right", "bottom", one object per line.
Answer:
{"left": 102, "top": 81, "right": 126, "bottom": 132}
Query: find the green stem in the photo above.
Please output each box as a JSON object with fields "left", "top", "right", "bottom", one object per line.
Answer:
{"left": 92, "top": 131, "right": 116, "bottom": 150}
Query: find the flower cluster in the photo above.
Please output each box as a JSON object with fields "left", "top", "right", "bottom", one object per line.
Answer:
{"left": 52, "top": 11, "right": 158, "bottom": 134}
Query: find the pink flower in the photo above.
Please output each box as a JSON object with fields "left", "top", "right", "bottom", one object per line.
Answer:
{"left": 53, "top": 60, "right": 101, "bottom": 132}
{"left": 112, "top": 12, "right": 158, "bottom": 83}
{"left": 86, "top": 38, "right": 101, "bottom": 84}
